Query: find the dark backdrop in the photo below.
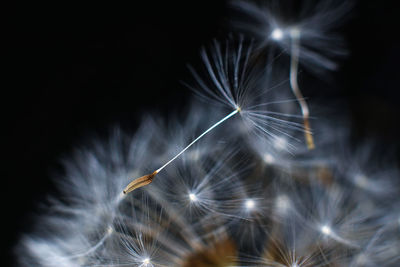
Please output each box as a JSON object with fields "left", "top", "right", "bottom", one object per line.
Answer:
{"left": 3, "top": 1, "right": 399, "bottom": 266}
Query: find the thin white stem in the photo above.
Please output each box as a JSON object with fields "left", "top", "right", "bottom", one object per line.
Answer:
{"left": 156, "top": 109, "right": 239, "bottom": 173}
{"left": 289, "top": 30, "right": 309, "bottom": 118}
{"left": 289, "top": 29, "right": 314, "bottom": 149}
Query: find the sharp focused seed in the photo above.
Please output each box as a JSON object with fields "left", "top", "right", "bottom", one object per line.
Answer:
{"left": 123, "top": 171, "right": 158, "bottom": 194}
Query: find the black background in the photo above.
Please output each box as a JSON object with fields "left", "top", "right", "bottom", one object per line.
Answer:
{"left": 3, "top": 1, "right": 399, "bottom": 266}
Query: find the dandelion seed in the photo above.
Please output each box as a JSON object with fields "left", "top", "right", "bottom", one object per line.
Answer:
{"left": 123, "top": 108, "right": 240, "bottom": 194}
{"left": 123, "top": 35, "right": 309, "bottom": 195}
{"left": 289, "top": 28, "right": 315, "bottom": 149}
{"left": 231, "top": 1, "right": 352, "bottom": 149}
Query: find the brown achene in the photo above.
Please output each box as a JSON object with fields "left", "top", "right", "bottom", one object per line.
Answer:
{"left": 123, "top": 171, "right": 158, "bottom": 194}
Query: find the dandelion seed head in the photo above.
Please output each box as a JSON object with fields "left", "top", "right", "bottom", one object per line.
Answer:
{"left": 186, "top": 39, "right": 304, "bottom": 148}
{"left": 17, "top": 2, "right": 397, "bottom": 267}
{"left": 231, "top": 0, "right": 351, "bottom": 72}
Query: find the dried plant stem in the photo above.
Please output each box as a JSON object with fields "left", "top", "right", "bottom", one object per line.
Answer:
{"left": 290, "top": 30, "right": 315, "bottom": 150}
{"left": 123, "top": 108, "right": 240, "bottom": 194}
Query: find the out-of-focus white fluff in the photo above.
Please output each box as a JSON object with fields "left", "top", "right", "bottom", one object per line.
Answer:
{"left": 230, "top": 0, "right": 351, "bottom": 73}
{"left": 17, "top": 1, "right": 400, "bottom": 266}
{"left": 17, "top": 108, "right": 400, "bottom": 267}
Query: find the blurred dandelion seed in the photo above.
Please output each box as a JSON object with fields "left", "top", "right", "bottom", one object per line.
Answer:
{"left": 289, "top": 28, "right": 315, "bottom": 149}
{"left": 230, "top": 0, "right": 352, "bottom": 150}
{"left": 124, "top": 38, "right": 304, "bottom": 195}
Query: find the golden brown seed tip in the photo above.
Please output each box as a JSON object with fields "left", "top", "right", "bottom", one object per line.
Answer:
{"left": 303, "top": 118, "right": 315, "bottom": 150}
{"left": 123, "top": 170, "right": 158, "bottom": 194}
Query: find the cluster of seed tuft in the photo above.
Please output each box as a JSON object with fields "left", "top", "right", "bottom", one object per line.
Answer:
{"left": 18, "top": 1, "right": 399, "bottom": 266}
